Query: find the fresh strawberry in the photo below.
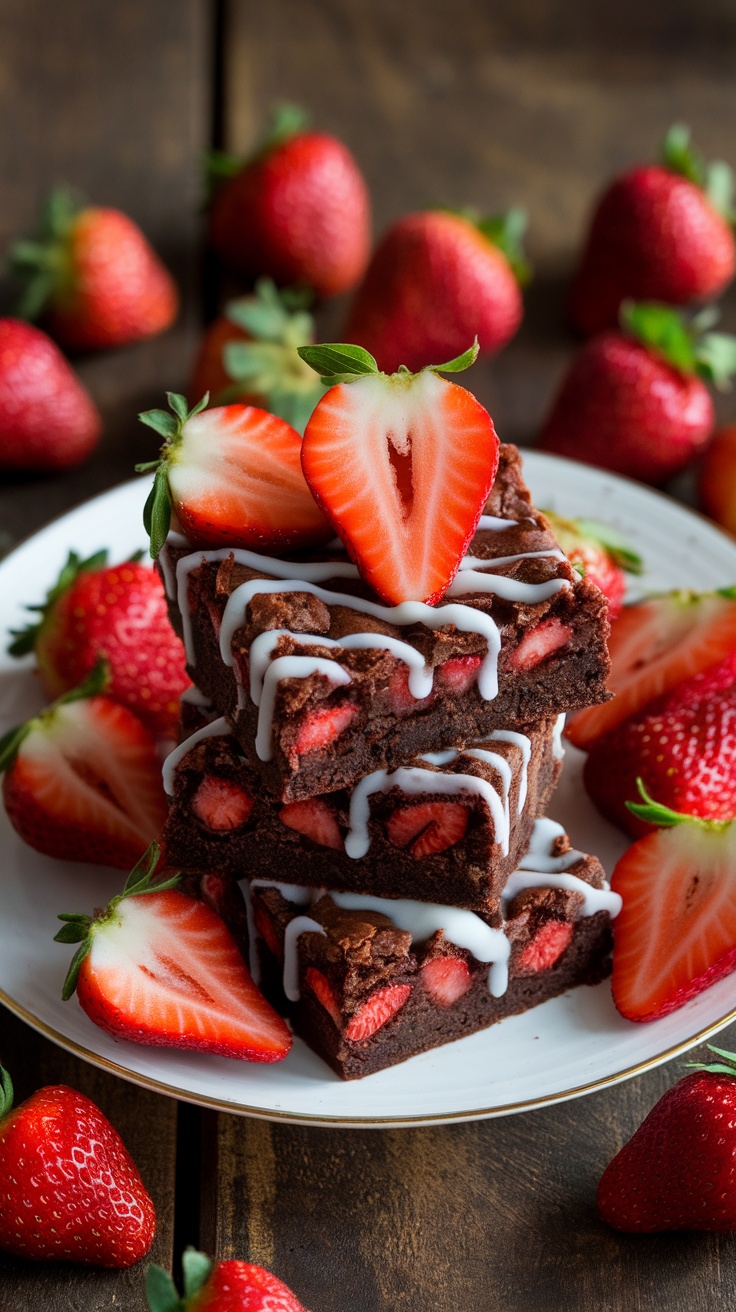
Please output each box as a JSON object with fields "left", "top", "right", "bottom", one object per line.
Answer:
{"left": 517, "top": 920, "right": 573, "bottom": 973}
{"left": 189, "top": 280, "right": 325, "bottom": 434}
{"left": 567, "top": 586, "right": 736, "bottom": 750}
{"left": 344, "top": 983, "right": 412, "bottom": 1042}
{"left": 598, "top": 1045, "right": 736, "bottom": 1233}
{"left": 421, "top": 955, "right": 472, "bottom": 1006}
{"left": 385, "top": 801, "right": 469, "bottom": 857}
{"left": 437, "top": 654, "right": 483, "bottom": 694}
{"left": 538, "top": 302, "right": 736, "bottom": 485}
{"left": 11, "top": 189, "right": 178, "bottom": 351}
{"left": 181, "top": 871, "right": 253, "bottom": 966}
{"left": 209, "top": 104, "right": 370, "bottom": 299}
{"left": 610, "top": 788, "right": 736, "bottom": 1022}
{"left": 138, "top": 392, "right": 331, "bottom": 557}
{"left": 584, "top": 666, "right": 736, "bottom": 839}
{"left": 0, "top": 666, "right": 168, "bottom": 868}
{"left": 56, "top": 843, "right": 292, "bottom": 1061}
{"left": 192, "top": 775, "right": 254, "bottom": 830}
{"left": 345, "top": 208, "right": 527, "bottom": 373}
{"left": 279, "top": 798, "right": 343, "bottom": 850}
{"left": 8, "top": 549, "right": 190, "bottom": 740}
{"left": 305, "top": 966, "right": 342, "bottom": 1026}
{"left": 0, "top": 1065, "right": 155, "bottom": 1267}
{"left": 543, "top": 513, "right": 643, "bottom": 621}
{"left": 510, "top": 618, "right": 572, "bottom": 671}
{"left": 293, "top": 701, "right": 358, "bottom": 756}
{"left": 0, "top": 318, "right": 101, "bottom": 471}
{"left": 146, "top": 1246, "right": 310, "bottom": 1311}
{"left": 699, "top": 422, "right": 736, "bottom": 536}
{"left": 571, "top": 125, "right": 736, "bottom": 336}
{"left": 299, "top": 341, "right": 499, "bottom": 605}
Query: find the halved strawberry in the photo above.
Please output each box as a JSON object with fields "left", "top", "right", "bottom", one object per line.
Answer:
{"left": 517, "top": 920, "right": 573, "bottom": 974}
{"left": 0, "top": 665, "right": 167, "bottom": 869}
{"left": 305, "top": 966, "right": 342, "bottom": 1027}
{"left": 421, "top": 955, "right": 473, "bottom": 1006}
{"left": 279, "top": 798, "right": 343, "bottom": 850}
{"left": 344, "top": 983, "right": 411, "bottom": 1041}
{"left": 192, "top": 775, "right": 254, "bottom": 831}
{"left": 385, "top": 801, "right": 469, "bottom": 857}
{"left": 510, "top": 618, "right": 572, "bottom": 671}
{"left": 293, "top": 701, "right": 358, "bottom": 755}
{"left": 611, "top": 790, "right": 736, "bottom": 1022}
{"left": 437, "top": 654, "right": 482, "bottom": 694}
{"left": 56, "top": 844, "right": 292, "bottom": 1061}
{"left": 567, "top": 588, "right": 736, "bottom": 749}
{"left": 137, "top": 392, "right": 331, "bottom": 557}
{"left": 299, "top": 342, "right": 499, "bottom": 604}
{"left": 543, "top": 513, "right": 643, "bottom": 621}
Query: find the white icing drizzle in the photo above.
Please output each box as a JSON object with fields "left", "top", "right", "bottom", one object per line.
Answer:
{"left": 256, "top": 656, "right": 352, "bottom": 761}
{"left": 458, "top": 548, "right": 566, "bottom": 571}
{"left": 283, "top": 916, "right": 327, "bottom": 1000}
{"left": 248, "top": 628, "right": 433, "bottom": 707}
{"left": 504, "top": 819, "right": 621, "bottom": 918}
{"left": 420, "top": 749, "right": 459, "bottom": 767}
{"left": 179, "top": 684, "right": 212, "bottom": 708}
{"left": 552, "top": 712, "right": 566, "bottom": 761}
{"left": 447, "top": 570, "right": 569, "bottom": 603}
{"left": 161, "top": 716, "right": 232, "bottom": 795}
{"left": 419, "top": 730, "right": 531, "bottom": 818}
{"left": 476, "top": 515, "right": 521, "bottom": 531}
{"left": 518, "top": 817, "right": 586, "bottom": 873}
{"left": 345, "top": 765, "right": 511, "bottom": 860}
{"left": 486, "top": 730, "right": 531, "bottom": 813}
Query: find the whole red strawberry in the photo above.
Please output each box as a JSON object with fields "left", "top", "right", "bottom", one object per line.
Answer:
{"left": 538, "top": 302, "right": 736, "bottom": 485}
{"left": 584, "top": 652, "right": 736, "bottom": 838}
{"left": 0, "top": 318, "right": 101, "bottom": 470}
{"left": 189, "top": 280, "right": 325, "bottom": 434}
{"left": 11, "top": 189, "right": 178, "bottom": 350}
{"left": 571, "top": 124, "right": 736, "bottom": 335}
{"left": 345, "top": 208, "right": 527, "bottom": 373}
{"left": 0, "top": 1063, "right": 156, "bottom": 1266}
{"left": 0, "top": 664, "right": 169, "bottom": 868}
{"left": 543, "top": 513, "right": 642, "bottom": 620}
{"left": 9, "top": 548, "right": 190, "bottom": 740}
{"left": 209, "top": 105, "right": 370, "bottom": 298}
{"left": 598, "top": 1046, "right": 736, "bottom": 1231}
{"left": 146, "top": 1246, "right": 310, "bottom": 1311}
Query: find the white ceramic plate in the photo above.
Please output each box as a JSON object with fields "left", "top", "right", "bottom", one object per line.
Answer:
{"left": 2, "top": 453, "right": 736, "bottom": 1127}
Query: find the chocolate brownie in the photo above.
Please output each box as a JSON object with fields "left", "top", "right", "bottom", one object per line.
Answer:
{"left": 160, "top": 444, "right": 610, "bottom": 802}
{"left": 163, "top": 713, "right": 564, "bottom": 916}
{"left": 247, "top": 819, "right": 620, "bottom": 1080}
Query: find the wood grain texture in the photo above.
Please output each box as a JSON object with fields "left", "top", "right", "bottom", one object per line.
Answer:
{"left": 0, "top": 1008, "right": 177, "bottom": 1310}
{"left": 200, "top": 1025, "right": 736, "bottom": 1312}
{"left": 0, "top": 0, "right": 211, "bottom": 547}
{"left": 223, "top": 0, "right": 736, "bottom": 444}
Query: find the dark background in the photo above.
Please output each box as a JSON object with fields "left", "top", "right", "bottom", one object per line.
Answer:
{"left": 1, "top": 3, "right": 736, "bottom": 1308}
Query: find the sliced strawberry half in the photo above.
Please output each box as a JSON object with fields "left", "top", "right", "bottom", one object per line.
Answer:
{"left": 344, "top": 983, "right": 412, "bottom": 1041}
{"left": 0, "top": 665, "right": 168, "bottom": 869}
{"left": 611, "top": 790, "right": 736, "bottom": 1022}
{"left": 567, "top": 588, "right": 736, "bottom": 750}
{"left": 299, "top": 342, "right": 499, "bottom": 604}
{"left": 192, "top": 774, "right": 254, "bottom": 831}
{"left": 56, "top": 844, "right": 292, "bottom": 1061}
{"left": 137, "top": 392, "right": 331, "bottom": 557}
{"left": 386, "top": 801, "right": 469, "bottom": 857}
{"left": 279, "top": 798, "right": 343, "bottom": 850}
{"left": 421, "top": 955, "right": 473, "bottom": 1006}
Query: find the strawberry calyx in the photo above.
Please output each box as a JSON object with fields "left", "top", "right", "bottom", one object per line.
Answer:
{"left": 9, "top": 187, "right": 86, "bottom": 322}
{"left": 662, "top": 123, "right": 735, "bottom": 222}
{"left": 626, "top": 777, "right": 734, "bottom": 832}
{"left": 543, "top": 512, "right": 643, "bottom": 576}
{"left": 207, "top": 103, "right": 310, "bottom": 194}
{"left": 6, "top": 547, "right": 147, "bottom": 658}
{"left": 439, "top": 206, "right": 531, "bottom": 285}
{"left": 55, "top": 841, "right": 179, "bottom": 1003}
{"left": 684, "top": 1044, "right": 736, "bottom": 1077}
{"left": 146, "top": 1245, "right": 213, "bottom": 1311}
{"left": 0, "top": 658, "right": 110, "bottom": 774}
{"left": 620, "top": 300, "right": 736, "bottom": 390}
{"left": 298, "top": 337, "right": 480, "bottom": 387}
{"left": 0, "top": 1065, "right": 14, "bottom": 1123}
{"left": 136, "top": 391, "right": 210, "bottom": 557}
{"left": 216, "top": 279, "right": 326, "bottom": 432}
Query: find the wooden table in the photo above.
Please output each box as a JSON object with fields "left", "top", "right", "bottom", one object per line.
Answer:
{"left": 2, "top": 3, "right": 736, "bottom": 1307}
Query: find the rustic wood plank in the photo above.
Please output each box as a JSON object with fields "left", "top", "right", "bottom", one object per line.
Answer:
{"left": 200, "top": 1026, "right": 736, "bottom": 1312}
{"left": 0, "top": 0, "right": 211, "bottom": 547}
{"left": 222, "top": 0, "right": 736, "bottom": 444}
{"left": 0, "top": 1006, "right": 178, "bottom": 1310}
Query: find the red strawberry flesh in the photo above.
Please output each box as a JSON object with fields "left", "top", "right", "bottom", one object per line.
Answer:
{"left": 305, "top": 966, "right": 342, "bottom": 1027}
{"left": 421, "top": 955, "right": 473, "bottom": 1006}
{"left": 293, "top": 701, "right": 358, "bottom": 755}
{"left": 385, "top": 801, "right": 469, "bottom": 857}
{"left": 517, "top": 920, "right": 573, "bottom": 973}
{"left": 279, "top": 798, "right": 343, "bottom": 850}
{"left": 344, "top": 983, "right": 411, "bottom": 1041}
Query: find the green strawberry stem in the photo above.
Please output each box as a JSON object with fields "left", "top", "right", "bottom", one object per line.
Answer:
{"left": 146, "top": 1247, "right": 213, "bottom": 1312}
{"left": 662, "top": 123, "right": 735, "bottom": 221}
{"left": 626, "top": 776, "right": 734, "bottom": 831}
{"left": 620, "top": 301, "right": 736, "bottom": 390}
{"left": 136, "top": 391, "right": 209, "bottom": 558}
{"left": 10, "top": 187, "right": 85, "bottom": 322}
{"left": 685, "top": 1044, "right": 736, "bottom": 1076}
{"left": 55, "top": 841, "right": 180, "bottom": 1001}
{"left": 206, "top": 104, "right": 310, "bottom": 199}
{"left": 7, "top": 547, "right": 110, "bottom": 657}
{"left": 0, "top": 1065, "right": 14, "bottom": 1122}
{"left": 0, "top": 659, "right": 110, "bottom": 775}
{"left": 298, "top": 338, "right": 480, "bottom": 388}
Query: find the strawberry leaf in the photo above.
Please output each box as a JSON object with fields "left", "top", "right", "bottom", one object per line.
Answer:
{"left": 167, "top": 391, "right": 190, "bottom": 423}
{"left": 145, "top": 1264, "right": 182, "bottom": 1312}
{"left": 138, "top": 409, "right": 179, "bottom": 440}
{"left": 225, "top": 279, "right": 315, "bottom": 346}
{"left": 620, "top": 301, "right": 698, "bottom": 374}
{"left": 7, "top": 547, "right": 109, "bottom": 658}
{"left": 662, "top": 123, "right": 705, "bottom": 186}
{"left": 572, "top": 520, "right": 644, "bottom": 574}
{"left": 684, "top": 1044, "right": 736, "bottom": 1076}
{"left": 59, "top": 938, "right": 93, "bottom": 1002}
{"left": 54, "top": 917, "right": 93, "bottom": 944}
{"left": 625, "top": 777, "right": 720, "bottom": 829}
{"left": 181, "top": 1247, "right": 214, "bottom": 1297}
{"left": 477, "top": 207, "right": 532, "bottom": 285}
{"left": 56, "top": 657, "right": 110, "bottom": 705}
{"left": 705, "top": 160, "right": 735, "bottom": 221}
{"left": 144, "top": 465, "right": 172, "bottom": 559}
{"left": 0, "top": 1065, "right": 14, "bottom": 1122}
{"left": 298, "top": 342, "right": 380, "bottom": 385}
{"left": 427, "top": 339, "right": 479, "bottom": 375}
{"left": 694, "top": 332, "right": 736, "bottom": 390}
{"left": 0, "top": 721, "right": 33, "bottom": 773}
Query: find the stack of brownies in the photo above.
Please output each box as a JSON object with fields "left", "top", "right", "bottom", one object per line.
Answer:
{"left": 160, "top": 444, "right": 620, "bottom": 1079}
